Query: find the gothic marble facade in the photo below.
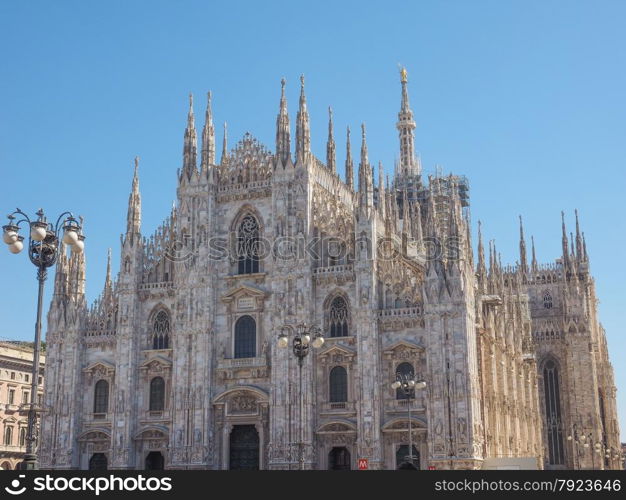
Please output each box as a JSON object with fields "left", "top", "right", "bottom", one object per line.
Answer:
{"left": 40, "top": 71, "right": 621, "bottom": 470}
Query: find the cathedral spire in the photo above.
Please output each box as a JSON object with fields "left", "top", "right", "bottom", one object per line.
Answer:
{"left": 378, "top": 161, "right": 385, "bottom": 216}
{"left": 326, "top": 106, "right": 336, "bottom": 172}
{"left": 582, "top": 232, "right": 588, "bottom": 261}
{"left": 575, "top": 209, "right": 583, "bottom": 260}
{"left": 104, "top": 247, "right": 112, "bottom": 295}
{"left": 345, "top": 126, "right": 354, "bottom": 189}
{"left": 275, "top": 78, "right": 291, "bottom": 165}
{"left": 201, "top": 91, "right": 216, "bottom": 172}
{"left": 477, "top": 220, "right": 486, "bottom": 278}
{"left": 561, "top": 211, "right": 570, "bottom": 269}
{"left": 412, "top": 199, "right": 424, "bottom": 250}
{"left": 295, "top": 75, "right": 311, "bottom": 164}
{"left": 519, "top": 215, "right": 528, "bottom": 272}
{"left": 182, "top": 93, "right": 198, "bottom": 179}
{"left": 531, "top": 235, "right": 538, "bottom": 272}
{"left": 126, "top": 156, "right": 141, "bottom": 236}
{"left": 396, "top": 67, "right": 419, "bottom": 177}
{"left": 360, "top": 122, "right": 369, "bottom": 168}
{"left": 220, "top": 122, "right": 229, "bottom": 165}
{"left": 358, "top": 123, "right": 373, "bottom": 214}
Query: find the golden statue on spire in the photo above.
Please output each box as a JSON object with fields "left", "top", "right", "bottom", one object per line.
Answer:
{"left": 400, "top": 66, "right": 408, "bottom": 83}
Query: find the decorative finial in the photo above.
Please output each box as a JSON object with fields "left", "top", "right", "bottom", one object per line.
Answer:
{"left": 208, "top": 90, "right": 212, "bottom": 103}
{"left": 328, "top": 106, "right": 332, "bottom": 119}
{"left": 361, "top": 123, "right": 366, "bottom": 138}
{"left": 281, "top": 77, "right": 286, "bottom": 89}
{"left": 300, "top": 74, "right": 305, "bottom": 88}
{"left": 189, "top": 93, "right": 193, "bottom": 108}
{"left": 400, "top": 66, "right": 408, "bottom": 83}
{"left": 134, "top": 156, "right": 139, "bottom": 170}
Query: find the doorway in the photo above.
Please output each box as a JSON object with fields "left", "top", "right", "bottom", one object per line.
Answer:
{"left": 229, "top": 425, "right": 260, "bottom": 470}
{"left": 328, "top": 447, "right": 351, "bottom": 470}
{"left": 89, "top": 453, "right": 108, "bottom": 470}
{"left": 396, "top": 445, "right": 420, "bottom": 469}
{"left": 145, "top": 451, "right": 165, "bottom": 470}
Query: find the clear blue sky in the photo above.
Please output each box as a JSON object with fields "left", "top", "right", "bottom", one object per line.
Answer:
{"left": 1, "top": 1, "right": 625, "bottom": 438}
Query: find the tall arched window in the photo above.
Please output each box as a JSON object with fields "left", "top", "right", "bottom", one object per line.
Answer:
{"left": 329, "top": 366, "right": 348, "bottom": 403}
{"left": 149, "top": 377, "right": 165, "bottom": 411}
{"left": 19, "top": 428, "right": 25, "bottom": 447}
{"left": 329, "top": 296, "right": 349, "bottom": 338}
{"left": 4, "top": 427, "right": 12, "bottom": 446}
{"left": 543, "top": 291, "right": 553, "bottom": 309}
{"left": 396, "top": 362, "right": 415, "bottom": 400}
{"left": 543, "top": 359, "right": 564, "bottom": 465}
{"left": 234, "top": 315, "right": 256, "bottom": 359}
{"left": 237, "top": 214, "right": 260, "bottom": 274}
{"left": 152, "top": 310, "right": 170, "bottom": 350}
{"left": 94, "top": 380, "right": 109, "bottom": 414}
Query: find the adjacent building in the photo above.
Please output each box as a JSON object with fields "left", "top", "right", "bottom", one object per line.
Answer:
{"left": 40, "top": 71, "right": 621, "bottom": 470}
{"left": 0, "top": 341, "right": 44, "bottom": 470}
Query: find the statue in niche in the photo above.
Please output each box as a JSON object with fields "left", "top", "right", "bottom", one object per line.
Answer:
{"left": 434, "top": 419, "right": 443, "bottom": 437}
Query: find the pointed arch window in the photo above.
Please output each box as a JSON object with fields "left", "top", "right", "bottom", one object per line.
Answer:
{"left": 543, "top": 291, "right": 553, "bottom": 309}
{"left": 237, "top": 214, "right": 260, "bottom": 274}
{"left": 329, "top": 366, "right": 348, "bottom": 403}
{"left": 94, "top": 380, "right": 109, "bottom": 414}
{"left": 19, "top": 428, "right": 26, "bottom": 447}
{"left": 234, "top": 315, "right": 256, "bottom": 359}
{"left": 329, "top": 296, "right": 349, "bottom": 338}
{"left": 149, "top": 377, "right": 165, "bottom": 411}
{"left": 543, "top": 359, "right": 564, "bottom": 465}
{"left": 152, "top": 310, "right": 170, "bottom": 350}
{"left": 396, "top": 362, "right": 415, "bottom": 400}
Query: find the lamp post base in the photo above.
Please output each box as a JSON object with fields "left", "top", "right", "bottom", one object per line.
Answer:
{"left": 22, "top": 454, "right": 38, "bottom": 470}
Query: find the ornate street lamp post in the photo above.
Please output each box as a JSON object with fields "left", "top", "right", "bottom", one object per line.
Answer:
{"left": 3, "top": 208, "right": 84, "bottom": 469}
{"left": 277, "top": 323, "right": 324, "bottom": 470}
{"left": 391, "top": 371, "right": 426, "bottom": 470}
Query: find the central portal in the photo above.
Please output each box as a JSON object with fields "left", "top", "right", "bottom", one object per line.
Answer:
{"left": 229, "top": 424, "right": 260, "bottom": 470}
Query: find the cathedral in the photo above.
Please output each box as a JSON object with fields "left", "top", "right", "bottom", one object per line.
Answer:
{"left": 40, "top": 70, "right": 621, "bottom": 470}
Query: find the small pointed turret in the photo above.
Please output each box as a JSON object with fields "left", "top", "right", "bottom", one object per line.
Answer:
{"left": 105, "top": 248, "right": 112, "bottom": 290}
{"left": 358, "top": 123, "right": 373, "bottom": 214}
{"left": 401, "top": 189, "right": 410, "bottom": 226}
{"left": 531, "top": 235, "right": 538, "bottom": 272}
{"left": 575, "top": 209, "right": 583, "bottom": 260}
{"left": 477, "top": 221, "right": 486, "bottom": 278}
{"left": 295, "top": 75, "right": 311, "bottom": 164}
{"left": 345, "top": 126, "right": 354, "bottom": 189}
{"left": 126, "top": 156, "right": 141, "bottom": 236}
{"left": 220, "top": 122, "right": 229, "bottom": 165}
{"left": 182, "top": 93, "right": 198, "bottom": 179}
{"left": 275, "top": 78, "right": 291, "bottom": 165}
{"left": 201, "top": 91, "right": 216, "bottom": 171}
{"left": 561, "top": 211, "right": 570, "bottom": 269}
{"left": 412, "top": 199, "right": 424, "bottom": 248}
{"left": 519, "top": 215, "right": 528, "bottom": 272}
{"left": 582, "top": 232, "right": 588, "bottom": 261}
{"left": 326, "top": 107, "right": 336, "bottom": 172}
{"left": 378, "top": 161, "right": 385, "bottom": 215}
